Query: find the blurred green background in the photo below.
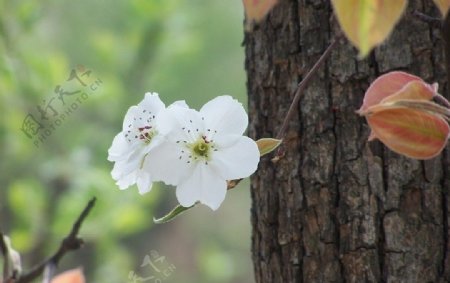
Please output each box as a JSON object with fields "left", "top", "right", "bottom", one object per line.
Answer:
{"left": 0, "top": 0, "right": 253, "bottom": 282}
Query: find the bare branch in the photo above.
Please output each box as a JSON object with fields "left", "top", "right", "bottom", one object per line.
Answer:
{"left": 411, "top": 10, "right": 442, "bottom": 28}
{"left": 16, "top": 197, "right": 96, "bottom": 283}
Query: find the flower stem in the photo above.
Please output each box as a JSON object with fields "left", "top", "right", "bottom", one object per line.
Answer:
{"left": 276, "top": 33, "right": 343, "bottom": 141}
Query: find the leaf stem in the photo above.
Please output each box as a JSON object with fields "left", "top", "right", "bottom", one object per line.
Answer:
{"left": 276, "top": 33, "right": 342, "bottom": 141}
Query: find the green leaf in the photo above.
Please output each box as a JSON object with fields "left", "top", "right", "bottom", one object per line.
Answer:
{"left": 256, "top": 138, "right": 282, "bottom": 156}
{"left": 153, "top": 204, "right": 195, "bottom": 224}
{"left": 331, "top": 0, "right": 407, "bottom": 57}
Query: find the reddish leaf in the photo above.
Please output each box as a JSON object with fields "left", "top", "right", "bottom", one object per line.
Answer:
{"left": 243, "top": 0, "right": 278, "bottom": 23}
{"left": 367, "top": 107, "right": 450, "bottom": 159}
{"left": 359, "top": 71, "right": 450, "bottom": 159}
{"left": 364, "top": 80, "right": 437, "bottom": 116}
{"left": 379, "top": 80, "right": 434, "bottom": 104}
{"left": 359, "top": 71, "right": 423, "bottom": 112}
{"left": 51, "top": 268, "right": 85, "bottom": 283}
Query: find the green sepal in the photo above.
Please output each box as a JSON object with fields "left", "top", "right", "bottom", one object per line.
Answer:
{"left": 153, "top": 204, "right": 195, "bottom": 224}
{"left": 256, "top": 138, "right": 282, "bottom": 156}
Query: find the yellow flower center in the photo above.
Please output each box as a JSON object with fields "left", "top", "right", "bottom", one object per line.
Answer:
{"left": 194, "top": 141, "right": 209, "bottom": 156}
{"left": 191, "top": 137, "right": 211, "bottom": 160}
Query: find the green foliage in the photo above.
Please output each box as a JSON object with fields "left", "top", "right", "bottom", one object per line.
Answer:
{"left": 0, "top": 0, "right": 251, "bottom": 282}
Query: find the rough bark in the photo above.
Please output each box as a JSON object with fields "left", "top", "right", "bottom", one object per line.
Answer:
{"left": 245, "top": 0, "right": 450, "bottom": 282}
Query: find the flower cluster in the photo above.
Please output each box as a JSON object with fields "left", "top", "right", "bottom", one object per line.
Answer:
{"left": 108, "top": 93, "right": 260, "bottom": 210}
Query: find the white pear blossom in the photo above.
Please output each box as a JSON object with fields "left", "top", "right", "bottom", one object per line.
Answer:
{"left": 108, "top": 92, "right": 166, "bottom": 194}
{"left": 144, "top": 95, "right": 260, "bottom": 210}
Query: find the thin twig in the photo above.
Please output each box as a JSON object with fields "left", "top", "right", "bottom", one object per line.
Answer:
{"left": 442, "top": 14, "right": 450, "bottom": 98}
{"left": 411, "top": 10, "right": 442, "bottom": 28}
{"left": 275, "top": 33, "right": 343, "bottom": 142}
{"left": 434, "top": 93, "right": 450, "bottom": 108}
{"left": 16, "top": 197, "right": 96, "bottom": 283}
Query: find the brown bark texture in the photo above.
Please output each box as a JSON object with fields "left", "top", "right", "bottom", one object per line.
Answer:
{"left": 245, "top": 0, "right": 450, "bottom": 282}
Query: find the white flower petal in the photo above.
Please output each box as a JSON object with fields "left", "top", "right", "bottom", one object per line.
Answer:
{"left": 122, "top": 106, "right": 139, "bottom": 131}
{"left": 139, "top": 92, "right": 165, "bottom": 115}
{"left": 111, "top": 146, "right": 148, "bottom": 182}
{"left": 137, "top": 171, "right": 153, "bottom": 194}
{"left": 131, "top": 93, "right": 164, "bottom": 133}
{"left": 115, "top": 171, "right": 137, "bottom": 190}
{"left": 210, "top": 133, "right": 241, "bottom": 148}
{"left": 176, "top": 164, "right": 227, "bottom": 210}
{"left": 108, "top": 133, "right": 131, "bottom": 161}
{"left": 144, "top": 142, "right": 194, "bottom": 185}
{"left": 144, "top": 135, "right": 164, "bottom": 153}
{"left": 170, "top": 100, "right": 189, "bottom": 108}
{"left": 200, "top": 95, "right": 248, "bottom": 137}
{"left": 157, "top": 105, "right": 204, "bottom": 142}
{"left": 111, "top": 159, "right": 134, "bottom": 180}
{"left": 210, "top": 136, "right": 260, "bottom": 180}
{"left": 111, "top": 159, "right": 127, "bottom": 179}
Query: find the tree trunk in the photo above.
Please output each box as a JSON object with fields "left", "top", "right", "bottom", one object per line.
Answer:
{"left": 245, "top": 0, "right": 450, "bottom": 282}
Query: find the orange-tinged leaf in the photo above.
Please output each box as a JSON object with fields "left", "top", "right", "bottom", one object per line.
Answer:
{"left": 256, "top": 138, "right": 282, "bottom": 156}
{"left": 367, "top": 107, "right": 450, "bottom": 159}
{"left": 362, "top": 78, "right": 443, "bottom": 118}
{"left": 359, "top": 71, "right": 422, "bottom": 112}
{"left": 331, "top": 0, "right": 407, "bottom": 57}
{"left": 433, "top": 0, "right": 450, "bottom": 17}
{"left": 51, "top": 268, "right": 85, "bottom": 283}
{"left": 379, "top": 80, "right": 435, "bottom": 105}
{"left": 243, "top": 0, "right": 278, "bottom": 22}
